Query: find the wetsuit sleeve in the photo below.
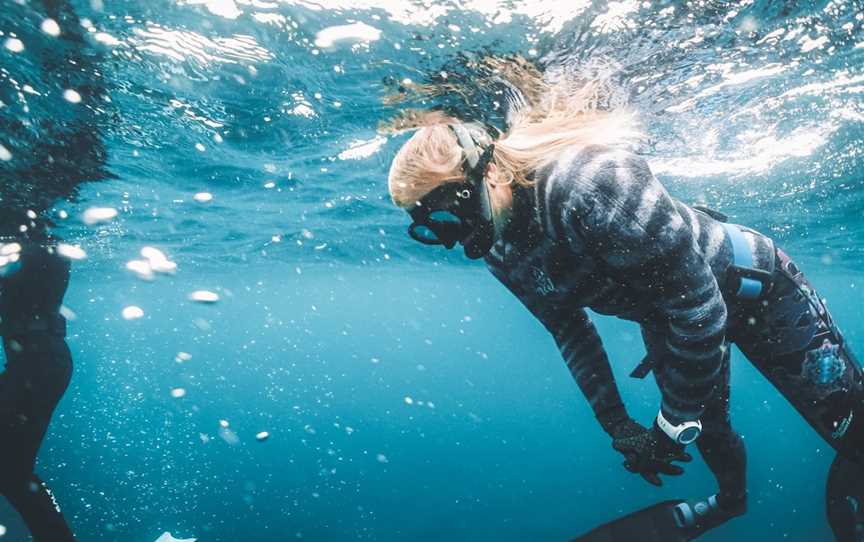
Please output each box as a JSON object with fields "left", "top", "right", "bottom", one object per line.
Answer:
{"left": 487, "top": 268, "right": 629, "bottom": 434}
{"left": 547, "top": 308, "right": 629, "bottom": 434}
{"left": 561, "top": 152, "right": 727, "bottom": 422}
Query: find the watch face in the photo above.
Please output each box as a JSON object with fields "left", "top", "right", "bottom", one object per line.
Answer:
{"left": 679, "top": 426, "right": 701, "bottom": 445}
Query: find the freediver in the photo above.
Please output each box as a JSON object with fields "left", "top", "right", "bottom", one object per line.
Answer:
{"left": 383, "top": 60, "right": 864, "bottom": 541}
{"left": 1, "top": 1, "right": 107, "bottom": 540}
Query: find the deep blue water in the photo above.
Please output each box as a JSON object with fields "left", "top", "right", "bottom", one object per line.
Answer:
{"left": 1, "top": 0, "right": 863, "bottom": 541}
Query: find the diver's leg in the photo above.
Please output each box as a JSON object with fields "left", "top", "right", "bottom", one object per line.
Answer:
{"left": 643, "top": 328, "right": 747, "bottom": 512}
{"left": 826, "top": 454, "right": 864, "bottom": 542}
{"left": 0, "top": 245, "right": 75, "bottom": 541}
{"left": 1, "top": 474, "right": 75, "bottom": 542}
{"left": 730, "top": 249, "right": 864, "bottom": 460}
{"left": 693, "top": 347, "right": 747, "bottom": 513}
{"left": 0, "top": 331, "right": 75, "bottom": 542}
{"left": 731, "top": 249, "right": 864, "bottom": 540}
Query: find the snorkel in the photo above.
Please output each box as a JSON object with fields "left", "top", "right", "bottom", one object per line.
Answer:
{"left": 406, "top": 124, "right": 496, "bottom": 259}
{"left": 449, "top": 124, "right": 496, "bottom": 259}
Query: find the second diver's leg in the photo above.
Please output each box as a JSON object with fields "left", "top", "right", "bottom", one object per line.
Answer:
{"left": 0, "top": 331, "right": 76, "bottom": 542}
{"left": 731, "top": 249, "right": 864, "bottom": 540}
{"left": 0, "top": 246, "right": 76, "bottom": 542}
{"left": 1, "top": 474, "right": 75, "bottom": 542}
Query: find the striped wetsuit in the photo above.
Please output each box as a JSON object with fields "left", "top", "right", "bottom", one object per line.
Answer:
{"left": 484, "top": 145, "right": 774, "bottom": 425}
{"left": 482, "top": 144, "right": 864, "bottom": 534}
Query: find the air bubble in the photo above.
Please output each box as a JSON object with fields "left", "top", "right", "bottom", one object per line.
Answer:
{"left": 41, "top": 19, "right": 61, "bottom": 37}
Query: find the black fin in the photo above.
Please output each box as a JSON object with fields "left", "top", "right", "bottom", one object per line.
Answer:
{"left": 570, "top": 500, "right": 688, "bottom": 542}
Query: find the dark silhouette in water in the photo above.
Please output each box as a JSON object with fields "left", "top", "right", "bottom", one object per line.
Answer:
{"left": 1, "top": 1, "right": 107, "bottom": 540}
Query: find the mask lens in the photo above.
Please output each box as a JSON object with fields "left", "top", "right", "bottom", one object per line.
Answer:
{"left": 408, "top": 210, "right": 464, "bottom": 248}
{"left": 408, "top": 223, "right": 442, "bottom": 245}
{"left": 428, "top": 210, "right": 462, "bottom": 225}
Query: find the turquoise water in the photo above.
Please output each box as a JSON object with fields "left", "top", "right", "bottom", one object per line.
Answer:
{"left": 1, "top": 0, "right": 863, "bottom": 541}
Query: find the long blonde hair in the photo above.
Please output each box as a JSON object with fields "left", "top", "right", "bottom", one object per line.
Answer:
{"left": 385, "top": 56, "right": 644, "bottom": 208}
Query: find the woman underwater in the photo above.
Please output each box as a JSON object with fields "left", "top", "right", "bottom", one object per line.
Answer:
{"left": 385, "top": 62, "right": 864, "bottom": 541}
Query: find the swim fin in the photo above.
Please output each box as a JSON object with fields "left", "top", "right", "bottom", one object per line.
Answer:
{"left": 570, "top": 500, "right": 688, "bottom": 542}
{"left": 571, "top": 495, "right": 741, "bottom": 542}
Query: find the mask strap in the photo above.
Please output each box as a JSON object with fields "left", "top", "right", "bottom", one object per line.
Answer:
{"left": 450, "top": 124, "right": 480, "bottom": 168}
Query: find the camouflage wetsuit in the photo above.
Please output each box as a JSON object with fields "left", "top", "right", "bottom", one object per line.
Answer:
{"left": 484, "top": 145, "right": 864, "bottom": 540}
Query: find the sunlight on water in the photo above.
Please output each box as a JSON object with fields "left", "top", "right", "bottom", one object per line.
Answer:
{"left": 133, "top": 25, "right": 273, "bottom": 64}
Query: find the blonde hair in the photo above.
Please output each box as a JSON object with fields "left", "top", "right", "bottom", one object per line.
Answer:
{"left": 385, "top": 56, "right": 644, "bottom": 208}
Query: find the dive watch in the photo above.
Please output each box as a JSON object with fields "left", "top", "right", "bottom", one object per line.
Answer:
{"left": 656, "top": 410, "right": 702, "bottom": 445}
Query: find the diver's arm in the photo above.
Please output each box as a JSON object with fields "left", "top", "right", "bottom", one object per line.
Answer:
{"left": 561, "top": 153, "right": 727, "bottom": 423}
{"left": 547, "top": 308, "right": 629, "bottom": 434}
{"left": 490, "top": 272, "right": 630, "bottom": 434}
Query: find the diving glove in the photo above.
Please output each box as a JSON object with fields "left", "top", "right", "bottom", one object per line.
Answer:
{"left": 609, "top": 417, "right": 692, "bottom": 487}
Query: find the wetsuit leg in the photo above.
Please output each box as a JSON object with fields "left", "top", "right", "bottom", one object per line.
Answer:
{"left": 826, "top": 454, "right": 864, "bottom": 542}
{"left": 729, "top": 249, "right": 864, "bottom": 539}
{"left": 0, "top": 244, "right": 75, "bottom": 542}
{"left": 642, "top": 328, "right": 747, "bottom": 510}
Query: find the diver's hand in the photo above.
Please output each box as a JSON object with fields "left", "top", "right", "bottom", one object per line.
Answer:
{"left": 610, "top": 418, "right": 692, "bottom": 486}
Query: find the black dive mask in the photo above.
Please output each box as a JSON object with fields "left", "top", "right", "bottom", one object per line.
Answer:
{"left": 407, "top": 125, "right": 496, "bottom": 260}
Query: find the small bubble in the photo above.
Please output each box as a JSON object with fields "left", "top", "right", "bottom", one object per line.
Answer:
{"left": 141, "top": 246, "right": 176, "bottom": 273}
{"left": 193, "top": 192, "right": 213, "bottom": 203}
{"left": 219, "top": 426, "right": 240, "bottom": 445}
{"left": 0, "top": 143, "right": 11, "bottom": 162}
{"left": 376, "top": 453, "right": 389, "bottom": 464}
{"left": 56, "top": 244, "right": 87, "bottom": 260}
{"left": 171, "top": 388, "right": 186, "bottom": 398}
{"left": 195, "top": 142, "right": 206, "bottom": 152}
{"left": 121, "top": 306, "right": 144, "bottom": 320}
{"left": 404, "top": 396, "right": 414, "bottom": 405}
{"left": 256, "top": 431, "right": 270, "bottom": 442}
{"left": 126, "top": 260, "right": 154, "bottom": 280}
{"left": 4, "top": 38, "right": 24, "bottom": 53}
{"left": 219, "top": 419, "right": 230, "bottom": 428}
{"left": 41, "top": 18, "right": 61, "bottom": 36}
{"left": 63, "top": 89, "right": 82, "bottom": 104}
{"left": 175, "top": 352, "right": 192, "bottom": 363}
{"left": 188, "top": 290, "right": 220, "bottom": 303}
{"left": 0, "top": 523, "right": 6, "bottom": 536}
{"left": 82, "top": 207, "right": 117, "bottom": 225}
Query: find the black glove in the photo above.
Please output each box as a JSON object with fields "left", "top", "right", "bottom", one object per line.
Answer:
{"left": 609, "top": 418, "right": 692, "bottom": 486}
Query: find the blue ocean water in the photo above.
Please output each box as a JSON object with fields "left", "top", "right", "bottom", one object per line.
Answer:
{"left": 1, "top": 0, "right": 863, "bottom": 541}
